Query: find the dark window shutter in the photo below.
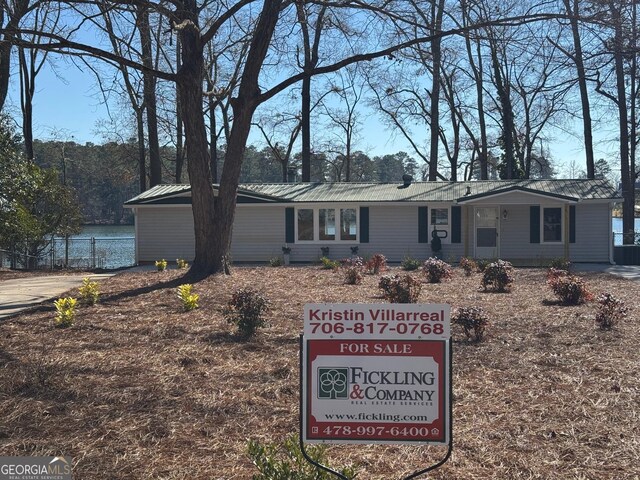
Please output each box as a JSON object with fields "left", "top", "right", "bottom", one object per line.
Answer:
{"left": 360, "top": 207, "right": 369, "bottom": 243}
{"left": 451, "top": 206, "right": 462, "bottom": 243}
{"left": 530, "top": 206, "right": 540, "bottom": 244}
{"left": 569, "top": 205, "right": 576, "bottom": 244}
{"left": 418, "top": 207, "right": 428, "bottom": 243}
{"left": 285, "top": 207, "right": 295, "bottom": 243}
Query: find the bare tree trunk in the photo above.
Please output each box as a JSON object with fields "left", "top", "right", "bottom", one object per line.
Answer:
{"left": 563, "top": 0, "right": 594, "bottom": 178}
{"left": 610, "top": 3, "right": 634, "bottom": 244}
{"left": 137, "top": 5, "right": 162, "bottom": 187}
{"left": 489, "top": 40, "right": 516, "bottom": 179}
{"left": 428, "top": 0, "right": 445, "bottom": 181}
{"left": 208, "top": 93, "right": 218, "bottom": 183}
{"left": 136, "top": 109, "right": 147, "bottom": 192}
{"left": 176, "top": 37, "right": 184, "bottom": 183}
{"left": 297, "top": 3, "right": 325, "bottom": 182}
{"left": 18, "top": 46, "right": 34, "bottom": 159}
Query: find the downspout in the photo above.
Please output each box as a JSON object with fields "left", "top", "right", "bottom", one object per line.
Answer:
{"left": 609, "top": 201, "right": 615, "bottom": 264}
{"left": 134, "top": 207, "right": 139, "bottom": 266}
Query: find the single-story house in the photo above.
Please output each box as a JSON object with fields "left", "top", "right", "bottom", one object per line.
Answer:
{"left": 124, "top": 178, "right": 621, "bottom": 265}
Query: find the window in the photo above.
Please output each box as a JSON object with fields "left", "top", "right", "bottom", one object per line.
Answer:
{"left": 319, "top": 209, "right": 336, "bottom": 240}
{"left": 296, "top": 207, "right": 358, "bottom": 242}
{"left": 431, "top": 208, "right": 449, "bottom": 226}
{"left": 340, "top": 208, "right": 357, "bottom": 241}
{"left": 298, "top": 209, "right": 314, "bottom": 241}
{"left": 543, "top": 207, "right": 562, "bottom": 242}
{"left": 429, "top": 207, "right": 450, "bottom": 243}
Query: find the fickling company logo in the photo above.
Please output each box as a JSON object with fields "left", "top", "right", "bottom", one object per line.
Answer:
{"left": 317, "top": 368, "right": 348, "bottom": 399}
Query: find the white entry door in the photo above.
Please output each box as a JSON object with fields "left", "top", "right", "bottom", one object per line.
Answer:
{"left": 475, "top": 207, "right": 499, "bottom": 259}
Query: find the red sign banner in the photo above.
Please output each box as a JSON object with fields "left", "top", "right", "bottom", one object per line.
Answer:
{"left": 302, "top": 304, "right": 450, "bottom": 445}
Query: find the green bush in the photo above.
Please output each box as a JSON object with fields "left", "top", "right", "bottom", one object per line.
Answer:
{"left": 422, "top": 257, "right": 453, "bottom": 283}
{"left": 378, "top": 274, "right": 421, "bottom": 303}
{"left": 248, "top": 434, "right": 356, "bottom": 480}
{"left": 452, "top": 306, "right": 489, "bottom": 342}
{"left": 475, "top": 259, "right": 490, "bottom": 272}
{"left": 548, "top": 274, "right": 592, "bottom": 305}
{"left": 320, "top": 256, "right": 340, "bottom": 270}
{"left": 401, "top": 256, "right": 421, "bottom": 271}
{"left": 595, "top": 293, "right": 629, "bottom": 330}
{"left": 54, "top": 297, "right": 77, "bottom": 328}
{"left": 548, "top": 258, "right": 571, "bottom": 271}
{"left": 177, "top": 284, "right": 199, "bottom": 311}
{"left": 481, "top": 260, "right": 514, "bottom": 292}
{"left": 459, "top": 257, "right": 477, "bottom": 276}
{"left": 78, "top": 277, "right": 99, "bottom": 305}
{"left": 176, "top": 258, "right": 189, "bottom": 269}
{"left": 155, "top": 259, "right": 168, "bottom": 271}
{"left": 269, "top": 256, "right": 283, "bottom": 267}
{"left": 223, "top": 288, "right": 270, "bottom": 339}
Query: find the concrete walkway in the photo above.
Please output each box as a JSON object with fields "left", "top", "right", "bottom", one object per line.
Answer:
{"left": 0, "top": 273, "right": 115, "bottom": 320}
{"left": 572, "top": 263, "right": 640, "bottom": 282}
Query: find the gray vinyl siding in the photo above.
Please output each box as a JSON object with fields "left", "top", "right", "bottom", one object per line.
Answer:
{"left": 136, "top": 207, "right": 195, "bottom": 262}
{"left": 494, "top": 203, "right": 609, "bottom": 263}
{"left": 134, "top": 201, "right": 610, "bottom": 265}
{"left": 231, "top": 207, "right": 285, "bottom": 261}
{"left": 570, "top": 203, "right": 610, "bottom": 262}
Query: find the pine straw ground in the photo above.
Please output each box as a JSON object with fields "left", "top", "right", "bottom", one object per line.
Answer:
{"left": 0, "top": 266, "right": 638, "bottom": 480}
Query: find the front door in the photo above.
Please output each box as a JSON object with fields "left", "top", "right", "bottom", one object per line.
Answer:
{"left": 475, "top": 207, "right": 499, "bottom": 259}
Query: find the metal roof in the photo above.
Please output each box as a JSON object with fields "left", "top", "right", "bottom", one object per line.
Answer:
{"left": 125, "top": 179, "right": 620, "bottom": 205}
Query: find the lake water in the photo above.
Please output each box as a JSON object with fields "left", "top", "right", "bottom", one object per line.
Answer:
{"left": 54, "top": 225, "right": 135, "bottom": 269}
{"left": 612, "top": 218, "right": 640, "bottom": 245}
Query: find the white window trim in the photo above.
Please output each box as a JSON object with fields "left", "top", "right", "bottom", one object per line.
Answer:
{"left": 541, "top": 205, "right": 564, "bottom": 244}
{"left": 429, "top": 205, "right": 451, "bottom": 244}
{"left": 295, "top": 205, "right": 359, "bottom": 243}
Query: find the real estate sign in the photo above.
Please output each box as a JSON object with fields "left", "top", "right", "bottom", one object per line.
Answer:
{"left": 302, "top": 303, "right": 450, "bottom": 445}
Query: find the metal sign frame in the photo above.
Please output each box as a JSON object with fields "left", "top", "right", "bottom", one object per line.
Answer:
{"left": 298, "top": 303, "right": 454, "bottom": 479}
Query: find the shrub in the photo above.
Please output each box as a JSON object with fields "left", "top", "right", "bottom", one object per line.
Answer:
{"left": 459, "top": 257, "right": 478, "bottom": 276}
{"left": 378, "top": 274, "right": 422, "bottom": 303}
{"left": 269, "top": 256, "right": 283, "bottom": 267}
{"left": 547, "top": 267, "right": 569, "bottom": 282}
{"left": 422, "top": 257, "right": 453, "bottom": 283}
{"left": 548, "top": 258, "right": 571, "bottom": 271}
{"left": 365, "top": 253, "right": 387, "bottom": 274}
{"left": 176, "top": 258, "right": 189, "bottom": 269}
{"left": 78, "top": 278, "right": 99, "bottom": 305}
{"left": 401, "top": 256, "right": 421, "bottom": 271}
{"left": 155, "top": 259, "right": 168, "bottom": 271}
{"left": 54, "top": 297, "right": 77, "bottom": 328}
{"left": 320, "top": 256, "right": 340, "bottom": 270}
{"left": 475, "top": 259, "right": 490, "bottom": 272}
{"left": 452, "top": 306, "right": 489, "bottom": 342}
{"left": 223, "top": 288, "right": 270, "bottom": 339}
{"left": 248, "top": 434, "right": 356, "bottom": 480}
{"left": 548, "top": 274, "right": 593, "bottom": 305}
{"left": 481, "top": 259, "right": 514, "bottom": 292}
{"left": 595, "top": 293, "right": 629, "bottom": 330}
{"left": 177, "top": 284, "right": 199, "bottom": 312}
{"left": 342, "top": 257, "right": 364, "bottom": 285}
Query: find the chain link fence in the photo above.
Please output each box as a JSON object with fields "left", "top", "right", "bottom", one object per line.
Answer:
{"left": 1, "top": 237, "right": 135, "bottom": 270}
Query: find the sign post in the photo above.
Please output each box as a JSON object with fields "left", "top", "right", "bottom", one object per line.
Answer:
{"left": 299, "top": 303, "right": 453, "bottom": 478}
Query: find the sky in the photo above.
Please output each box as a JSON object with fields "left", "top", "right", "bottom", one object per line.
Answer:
{"left": 5, "top": 53, "right": 621, "bottom": 181}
